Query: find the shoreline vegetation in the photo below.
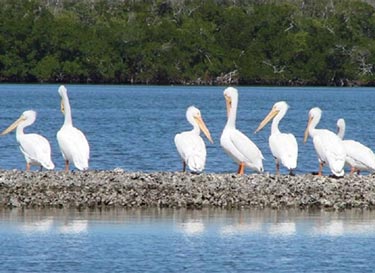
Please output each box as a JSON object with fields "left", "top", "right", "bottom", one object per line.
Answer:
{"left": 1, "top": 0, "right": 375, "bottom": 86}
{"left": 1, "top": 170, "right": 375, "bottom": 210}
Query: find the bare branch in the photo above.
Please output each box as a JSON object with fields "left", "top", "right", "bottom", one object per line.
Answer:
{"left": 262, "top": 60, "right": 285, "bottom": 74}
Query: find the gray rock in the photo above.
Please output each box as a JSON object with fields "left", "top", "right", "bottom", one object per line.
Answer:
{"left": 0, "top": 170, "right": 374, "bottom": 210}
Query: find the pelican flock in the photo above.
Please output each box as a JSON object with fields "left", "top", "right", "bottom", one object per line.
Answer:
{"left": 57, "top": 85, "right": 90, "bottom": 171}
{"left": 220, "top": 87, "right": 264, "bottom": 174}
{"left": 174, "top": 106, "right": 213, "bottom": 173}
{"left": 1, "top": 110, "right": 55, "bottom": 171}
{"left": 2, "top": 85, "right": 375, "bottom": 178}
{"left": 304, "top": 107, "right": 346, "bottom": 177}
{"left": 255, "top": 101, "right": 298, "bottom": 175}
{"left": 336, "top": 118, "right": 375, "bottom": 174}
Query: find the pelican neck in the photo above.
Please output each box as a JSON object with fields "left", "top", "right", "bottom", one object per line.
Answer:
{"left": 192, "top": 123, "right": 200, "bottom": 134}
{"left": 308, "top": 115, "right": 321, "bottom": 137}
{"left": 15, "top": 117, "right": 34, "bottom": 141}
{"left": 16, "top": 123, "right": 26, "bottom": 139}
{"left": 271, "top": 109, "right": 286, "bottom": 135}
{"left": 226, "top": 96, "right": 238, "bottom": 129}
{"left": 337, "top": 124, "right": 345, "bottom": 140}
{"left": 62, "top": 92, "right": 73, "bottom": 126}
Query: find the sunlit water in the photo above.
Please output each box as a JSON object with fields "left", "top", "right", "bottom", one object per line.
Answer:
{"left": 1, "top": 86, "right": 374, "bottom": 272}
{"left": 1, "top": 208, "right": 375, "bottom": 272}
{"left": 0, "top": 84, "right": 373, "bottom": 175}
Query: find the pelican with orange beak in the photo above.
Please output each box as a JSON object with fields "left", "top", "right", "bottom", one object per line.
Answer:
{"left": 220, "top": 87, "right": 264, "bottom": 174}
{"left": 57, "top": 85, "right": 90, "bottom": 171}
{"left": 255, "top": 101, "right": 298, "bottom": 175}
{"left": 1, "top": 110, "right": 55, "bottom": 171}
{"left": 304, "top": 107, "right": 345, "bottom": 177}
{"left": 174, "top": 106, "right": 213, "bottom": 173}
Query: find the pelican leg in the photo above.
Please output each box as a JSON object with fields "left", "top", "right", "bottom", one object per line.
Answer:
{"left": 318, "top": 162, "right": 324, "bottom": 176}
{"left": 39, "top": 166, "right": 43, "bottom": 171}
{"left": 357, "top": 170, "right": 361, "bottom": 175}
{"left": 26, "top": 163, "right": 30, "bottom": 171}
{"left": 182, "top": 161, "right": 186, "bottom": 172}
{"left": 275, "top": 159, "right": 280, "bottom": 175}
{"left": 237, "top": 162, "right": 245, "bottom": 175}
{"left": 65, "top": 160, "right": 70, "bottom": 172}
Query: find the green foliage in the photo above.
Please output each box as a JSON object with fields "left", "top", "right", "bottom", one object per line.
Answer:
{"left": 0, "top": 0, "right": 375, "bottom": 85}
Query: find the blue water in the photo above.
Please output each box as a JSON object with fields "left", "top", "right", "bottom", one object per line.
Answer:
{"left": 1, "top": 208, "right": 375, "bottom": 272}
{"left": 1, "top": 86, "right": 374, "bottom": 272}
{"left": 0, "top": 84, "right": 373, "bottom": 174}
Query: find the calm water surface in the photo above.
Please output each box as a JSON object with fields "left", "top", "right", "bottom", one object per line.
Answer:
{"left": 1, "top": 208, "right": 375, "bottom": 272}
{"left": 1, "top": 86, "right": 374, "bottom": 273}
{"left": 0, "top": 84, "right": 373, "bottom": 174}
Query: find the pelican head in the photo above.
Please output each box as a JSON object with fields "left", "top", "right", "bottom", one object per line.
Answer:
{"left": 304, "top": 107, "right": 322, "bottom": 143}
{"left": 58, "top": 85, "right": 67, "bottom": 97}
{"left": 1, "top": 110, "right": 36, "bottom": 135}
{"left": 187, "top": 106, "right": 213, "bottom": 144}
{"left": 255, "top": 101, "right": 289, "bottom": 133}
{"left": 58, "top": 85, "right": 68, "bottom": 114}
{"left": 223, "top": 87, "right": 238, "bottom": 118}
{"left": 336, "top": 118, "right": 346, "bottom": 140}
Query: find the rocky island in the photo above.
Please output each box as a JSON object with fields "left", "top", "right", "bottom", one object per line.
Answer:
{"left": 0, "top": 170, "right": 374, "bottom": 210}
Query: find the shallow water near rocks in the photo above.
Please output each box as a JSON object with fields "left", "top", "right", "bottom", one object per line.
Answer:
{"left": 1, "top": 208, "right": 375, "bottom": 272}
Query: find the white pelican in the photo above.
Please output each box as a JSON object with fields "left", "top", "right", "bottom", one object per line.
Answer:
{"left": 304, "top": 107, "right": 345, "bottom": 177}
{"left": 255, "top": 101, "right": 298, "bottom": 175}
{"left": 220, "top": 87, "right": 264, "bottom": 174}
{"left": 57, "top": 85, "right": 90, "bottom": 171}
{"left": 336, "top": 118, "right": 375, "bottom": 174}
{"left": 174, "top": 106, "right": 213, "bottom": 173}
{"left": 1, "top": 110, "right": 55, "bottom": 171}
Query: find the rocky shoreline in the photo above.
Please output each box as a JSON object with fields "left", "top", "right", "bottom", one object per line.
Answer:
{"left": 0, "top": 170, "right": 374, "bottom": 210}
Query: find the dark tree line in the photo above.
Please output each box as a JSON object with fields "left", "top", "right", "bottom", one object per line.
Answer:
{"left": 1, "top": 0, "right": 375, "bottom": 86}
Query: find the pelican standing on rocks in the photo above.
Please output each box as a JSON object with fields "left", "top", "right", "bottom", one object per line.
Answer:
{"left": 304, "top": 107, "right": 345, "bottom": 177}
{"left": 337, "top": 118, "right": 375, "bottom": 174}
{"left": 255, "top": 101, "right": 298, "bottom": 175}
{"left": 57, "top": 85, "right": 90, "bottom": 171}
{"left": 1, "top": 110, "right": 55, "bottom": 171}
{"left": 174, "top": 106, "right": 213, "bottom": 173}
{"left": 220, "top": 87, "right": 264, "bottom": 174}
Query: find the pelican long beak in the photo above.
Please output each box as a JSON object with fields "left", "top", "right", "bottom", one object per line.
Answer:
{"left": 194, "top": 116, "right": 214, "bottom": 144}
{"left": 1, "top": 115, "right": 26, "bottom": 136}
{"left": 255, "top": 108, "right": 279, "bottom": 133}
{"left": 60, "top": 99, "right": 65, "bottom": 114}
{"left": 225, "top": 95, "right": 232, "bottom": 119}
{"left": 303, "top": 116, "right": 313, "bottom": 143}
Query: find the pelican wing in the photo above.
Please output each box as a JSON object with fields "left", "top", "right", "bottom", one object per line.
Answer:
{"left": 269, "top": 133, "right": 298, "bottom": 170}
{"left": 343, "top": 140, "right": 375, "bottom": 171}
{"left": 229, "top": 129, "right": 264, "bottom": 171}
{"left": 18, "top": 134, "right": 54, "bottom": 170}
{"left": 57, "top": 126, "right": 90, "bottom": 170}
{"left": 175, "top": 131, "right": 206, "bottom": 172}
{"left": 313, "top": 130, "right": 345, "bottom": 176}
